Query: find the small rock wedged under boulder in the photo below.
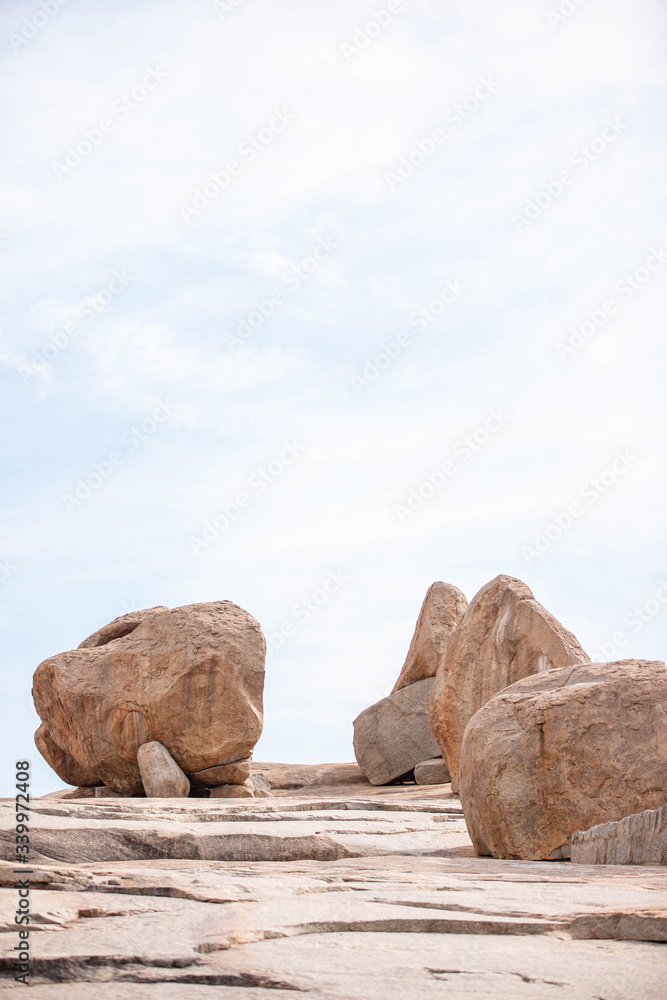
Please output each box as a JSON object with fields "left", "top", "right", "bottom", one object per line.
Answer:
{"left": 137, "top": 741, "right": 190, "bottom": 798}
{"left": 189, "top": 758, "right": 252, "bottom": 788}
{"left": 32, "top": 601, "right": 266, "bottom": 795}
{"left": 571, "top": 805, "right": 667, "bottom": 866}
{"left": 353, "top": 677, "right": 441, "bottom": 785}
{"left": 391, "top": 583, "right": 467, "bottom": 693}
{"left": 430, "top": 575, "right": 587, "bottom": 790}
{"left": 210, "top": 781, "right": 255, "bottom": 798}
{"left": 414, "top": 757, "right": 450, "bottom": 785}
{"left": 459, "top": 659, "right": 667, "bottom": 860}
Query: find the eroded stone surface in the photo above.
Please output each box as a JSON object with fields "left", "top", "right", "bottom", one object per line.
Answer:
{"left": 414, "top": 757, "right": 450, "bottom": 785}
{"left": 572, "top": 804, "right": 667, "bottom": 866}
{"left": 392, "top": 583, "right": 468, "bottom": 693}
{"left": 32, "top": 601, "right": 265, "bottom": 795}
{"left": 250, "top": 762, "right": 366, "bottom": 789}
{"left": 460, "top": 659, "right": 667, "bottom": 860}
{"left": 354, "top": 678, "right": 441, "bottom": 785}
{"left": 0, "top": 781, "right": 665, "bottom": 998}
{"left": 190, "top": 759, "right": 251, "bottom": 787}
{"left": 138, "top": 741, "right": 190, "bottom": 798}
{"left": 430, "top": 575, "right": 588, "bottom": 790}
{"left": 210, "top": 782, "right": 255, "bottom": 799}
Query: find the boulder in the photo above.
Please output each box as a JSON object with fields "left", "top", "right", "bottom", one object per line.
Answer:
{"left": 391, "top": 583, "right": 467, "bottom": 693}
{"left": 189, "top": 758, "right": 251, "bottom": 787}
{"left": 32, "top": 601, "right": 266, "bottom": 795}
{"left": 138, "top": 741, "right": 190, "bottom": 798}
{"left": 459, "top": 659, "right": 667, "bottom": 860}
{"left": 430, "top": 575, "right": 587, "bottom": 790}
{"left": 414, "top": 757, "right": 450, "bottom": 785}
{"left": 571, "top": 805, "right": 667, "bottom": 866}
{"left": 353, "top": 677, "right": 441, "bottom": 785}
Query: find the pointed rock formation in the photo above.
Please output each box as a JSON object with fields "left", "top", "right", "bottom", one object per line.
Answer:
{"left": 430, "top": 575, "right": 587, "bottom": 791}
{"left": 391, "top": 582, "right": 468, "bottom": 693}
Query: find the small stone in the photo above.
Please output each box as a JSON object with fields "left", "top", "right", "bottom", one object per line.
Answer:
{"left": 414, "top": 757, "right": 450, "bottom": 785}
{"left": 137, "top": 741, "right": 190, "bottom": 798}
{"left": 94, "top": 787, "right": 124, "bottom": 798}
{"left": 189, "top": 758, "right": 252, "bottom": 786}
{"left": 209, "top": 781, "right": 255, "bottom": 798}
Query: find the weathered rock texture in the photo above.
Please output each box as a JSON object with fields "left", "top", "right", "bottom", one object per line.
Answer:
{"left": 251, "top": 762, "right": 367, "bottom": 789}
{"left": 32, "top": 602, "right": 266, "bottom": 795}
{"left": 391, "top": 583, "right": 467, "bottom": 693}
{"left": 209, "top": 782, "right": 255, "bottom": 798}
{"left": 460, "top": 659, "right": 667, "bottom": 860}
{"left": 1, "top": 786, "right": 666, "bottom": 997}
{"left": 353, "top": 677, "right": 441, "bottom": 785}
{"left": 571, "top": 804, "right": 667, "bottom": 866}
{"left": 34, "top": 723, "right": 102, "bottom": 789}
{"left": 137, "top": 741, "right": 190, "bottom": 798}
{"left": 189, "top": 758, "right": 251, "bottom": 787}
{"left": 414, "top": 757, "right": 450, "bottom": 785}
{"left": 430, "top": 575, "right": 587, "bottom": 791}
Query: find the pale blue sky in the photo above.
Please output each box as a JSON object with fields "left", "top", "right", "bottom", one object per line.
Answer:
{"left": 1, "top": 0, "right": 665, "bottom": 795}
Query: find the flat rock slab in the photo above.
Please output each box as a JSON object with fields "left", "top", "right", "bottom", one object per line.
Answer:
{"left": 1, "top": 783, "right": 666, "bottom": 997}
{"left": 572, "top": 804, "right": 667, "bottom": 865}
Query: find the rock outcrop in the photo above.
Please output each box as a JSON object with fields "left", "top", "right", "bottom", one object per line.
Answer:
{"left": 137, "top": 741, "right": 191, "bottom": 798}
{"left": 353, "top": 677, "right": 441, "bottom": 785}
{"left": 33, "top": 601, "right": 266, "bottom": 795}
{"left": 430, "top": 575, "right": 587, "bottom": 790}
{"left": 571, "top": 805, "right": 667, "bottom": 866}
{"left": 459, "top": 659, "right": 667, "bottom": 860}
{"left": 391, "top": 583, "right": 467, "bottom": 693}
{"left": 35, "top": 723, "right": 102, "bottom": 789}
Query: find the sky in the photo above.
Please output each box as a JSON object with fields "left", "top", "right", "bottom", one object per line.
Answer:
{"left": 0, "top": 0, "right": 665, "bottom": 796}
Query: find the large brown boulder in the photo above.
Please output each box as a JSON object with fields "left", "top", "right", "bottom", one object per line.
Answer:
{"left": 459, "top": 659, "right": 667, "bottom": 860}
{"left": 33, "top": 602, "right": 265, "bottom": 794}
{"left": 391, "top": 583, "right": 467, "bottom": 693}
{"left": 430, "top": 575, "right": 587, "bottom": 790}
